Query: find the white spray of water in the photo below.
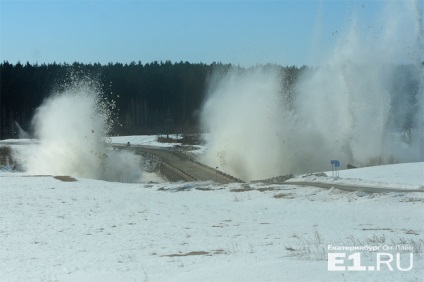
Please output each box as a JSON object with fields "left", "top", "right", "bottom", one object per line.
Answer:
{"left": 14, "top": 121, "right": 30, "bottom": 139}
{"left": 201, "top": 1, "right": 424, "bottom": 181}
{"left": 201, "top": 68, "right": 288, "bottom": 181}
{"left": 23, "top": 79, "right": 143, "bottom": 183}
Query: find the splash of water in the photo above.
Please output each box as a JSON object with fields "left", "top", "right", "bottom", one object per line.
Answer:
{"left": 201, "top": 67, "right": 287, "bottom": 181}
{"left": 201, "top": 1, "right": 424, "bottom": 181}
{"left": 14, "top": 121, "right": 30, "bottom": 139}
{"left": 22, "top": 78, "right": 143, "bottom": 183}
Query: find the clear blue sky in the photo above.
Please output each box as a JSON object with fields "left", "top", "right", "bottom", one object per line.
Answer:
{"left": 0, "top": 0, "right": 420, "bottom": 66}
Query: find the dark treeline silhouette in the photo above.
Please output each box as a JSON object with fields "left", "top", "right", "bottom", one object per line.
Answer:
{"left": 0, "top": 61, "right": 304, "bottom": 139}
{"left": 2, "top": 61, "right": 419, "bottom": 140}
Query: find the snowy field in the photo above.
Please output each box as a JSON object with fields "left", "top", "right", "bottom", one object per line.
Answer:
{"left": 288, "top": 162, "right": 424, "bottom": 191}
{"left": 0, "top": 136, "right": 423, "bottom": 281}
{"left": 110, "top": 134, "right": 207, "bottom": 155}
{"left": 111, "top": 135, "right": 178, "bottom": 148}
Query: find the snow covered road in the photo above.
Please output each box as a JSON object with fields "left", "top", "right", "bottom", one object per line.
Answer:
{"left": 283, "top": 181, "right": 424, "bottom": 193}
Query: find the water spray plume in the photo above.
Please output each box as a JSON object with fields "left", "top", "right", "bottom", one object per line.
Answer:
{"left": 14, "top": 121, "right": 30, "bottom": 139}
{"left": 201, "top": 68, "right": 286, "bottom": 181}
{"left": 201, "top": 1, "right": 424, "bottom": 181}
{"left": 22, "top": 78, "right": 142, "bottom": 183}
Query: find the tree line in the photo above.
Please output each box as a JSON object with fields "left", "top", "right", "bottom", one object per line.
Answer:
{"left": 0, "top": 61, "right": 304, "bottom": 139}
{"left": 2, "top": 60, "right": 419, "bottom": 140}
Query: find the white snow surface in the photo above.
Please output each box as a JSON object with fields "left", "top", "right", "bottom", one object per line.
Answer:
{"left": 335, "top": 162, "right": 424, "bottom": 186}
{"left": 0, "top": 136, "right": 423, "bottom": 281}
{"left": 110, "top": 135, "right": 208, "bottom": 155}
{"left": 110, "top": 135, "right": 181, "bottom": 148}
{"left": 289, "top": 162, "right": 424, "bottom": 191}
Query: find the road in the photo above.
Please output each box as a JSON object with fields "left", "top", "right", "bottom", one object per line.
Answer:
{"left": 114, "top": 144, "right": 423, "bottom": 193}
{"left": 114, "top": 144, "right": 242, "bottom": 184}
{"left": 280, "top": 181, "right": 424, "bottom": 193}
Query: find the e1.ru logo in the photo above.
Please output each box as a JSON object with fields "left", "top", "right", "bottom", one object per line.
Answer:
{"left": 328, "top": 252, "right": 413, "bottom": 271}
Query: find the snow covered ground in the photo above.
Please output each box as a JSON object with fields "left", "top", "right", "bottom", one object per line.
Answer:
{"left": 110, "top": 135, "right": 184, "bottom": 148}
{"left": 110, "top": 134, "right": 208, "bottom": 156}
{"left": 288, "top": 162, "right": 424, "bottom": 191}
{"left": 0, "top": 136, "right": 423, "bottom": 281}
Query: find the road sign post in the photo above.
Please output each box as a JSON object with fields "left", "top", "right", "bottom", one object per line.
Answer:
{"left": 215, "top": 167, "right": 218, "bottom": 182}
{"left": 331, "top": 160, "right": 340, "bottom": 177}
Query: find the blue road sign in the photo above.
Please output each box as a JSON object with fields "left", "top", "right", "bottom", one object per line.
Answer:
{"left": 331, "top": 160, "right": 340, "bottom": 168}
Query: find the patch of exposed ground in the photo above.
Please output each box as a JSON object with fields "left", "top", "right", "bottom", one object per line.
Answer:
{"left": 53, "top": 175, "right": 77, "bottom": 182}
